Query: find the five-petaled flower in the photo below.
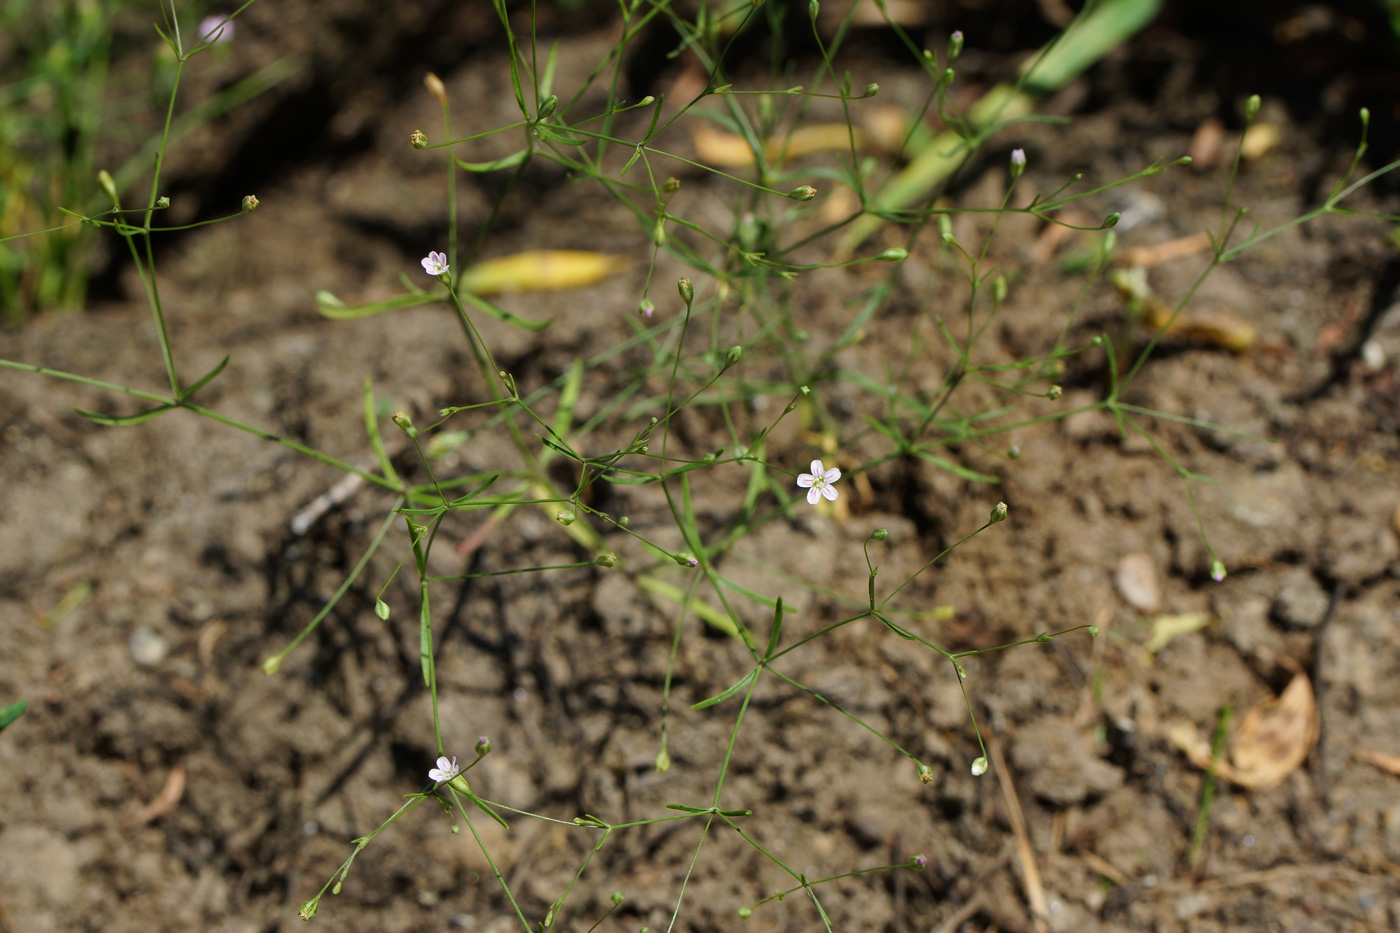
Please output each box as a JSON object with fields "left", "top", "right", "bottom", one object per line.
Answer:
{"left": 428, "top": 755, "right": 459, "bottom": 783}
{"left": 421, "top": 251, "right": 450, "bottom": 277}
{"left": 796, "top": 459, "right": 841, "bottom": 505}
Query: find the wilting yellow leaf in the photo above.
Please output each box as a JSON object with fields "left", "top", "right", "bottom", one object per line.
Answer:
{"left": 1169, "top": 673, "right": 1319, "bottom": 789}
{"left": 457, "top": 251, "right": 629, "bottom": 295}
{"left": 690, "top": 122, "right": 866, "bottom": 168}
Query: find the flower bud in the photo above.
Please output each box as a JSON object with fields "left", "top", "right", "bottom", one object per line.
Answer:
{"left": 917, "top": 763, "right": 934, "bottom": 784}
{"left": 97, "top": 169, "right": 118, "bottom": 204}
{"left": 862, "top": 83, "right": 879, "bottom": 98}
{"left": 871, "top": 528, "right": 888, "bottom": 541}
{"left": 970, "top": 756, "right": 989, "bottom": 776}
{"left": 653, "top": 221, "right": 666, "bottom": 246}
{"left": 788, "top": 185, "right": 817, "bottom": 201}
{"left": 910, "top": 854, "right": 928, "bottom": 869}
{"left": 993, "top": 274, "right": 1007, "bottom": 305}
{"left": 674, "top": 551, "right": 699, "bottom": 568}
{"left": 655, "top": 747, "right": 671, "bottom": 772}
{"left": 1008, "top": 445, "right": 1021, "bottom": 460}
{"left": 875, "top": 247, "right": 908, "bottom": 262}
{"left": 1047, "top": 384, "right": 1063, "bottom": 400}
{"left": 677, "top": 277, "right": 693, "bottom": 305}
{"left": 475, "top": 735, "right": 492, "bottom": 756}
{"left": 555, "top": 510, "right": 576, "bottom": 526}
{"left": 155, "top": 196, "right": 170, "bottom": 209}
{"left": 948, "top": 30, "right": 964, "bottom": 62}
{"left": 411, "top": 130, "right": 428, "bottom": 149}
{"left": 424, "top": 72, "right": 447, "bottom": 103}
{"left": 375, "top": 598, "right": 390, "bottom": 620}
{"left": 610, "top": 891, "right": 625, "bottom": 906}
{"left": 725, "top": 345, "right": 743, "bottom": 366}
{"left": 538, "top": 95, "right": 558, "bottom": 119}
{"left": 639, "top": 298, "right": 655, "bottom": 318}
{"left": 1210, "top": 560, "right": 1227, "bottom": 583}
{"left": 595, "top": 552, "right": 618, "bottom": 568}
{"left": 391, "top": 410, "right": 413, "bottom": 431}
{"left": 989, "top": 501, "right": 1007, "bottom": 523}
{"left": 241, "top": 194, "right": 259, "bottom": 214}
{"left": 261, "top": 656, "right": 281, "bottom": 675}
{"left": 663, "top": 176, "right": 680, "bottom": 194}
{"left": 1102, "top": 212, "right": 1120, "bottom": 229}
{"left": 738, "top": 907, "right": 753, "bottom": 919}
{"left": 1244, "top": 94, "right": 1260, "bottom": 122}
{"left": 1009, "top": 148, "right": 1026, "bottom": 181}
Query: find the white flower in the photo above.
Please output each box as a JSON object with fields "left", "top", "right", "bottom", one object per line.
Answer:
{"left": 796, "top": 459, "right": 841, "bottom": 505}
{"left": 428, "top": 755, "right": 459, "bottom": 783}
{"left": 421, "top": 251, "right": 450, "bottom": 276}
{"left": 197, "top": 15, "right": 234, "bottom": 45}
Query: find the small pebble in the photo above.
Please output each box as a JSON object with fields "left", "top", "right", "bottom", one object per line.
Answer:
{"left": 128, "top": 625, "right": 170, "bottom": 666}
{"left": 1360, "top": 339, "right": 1385, "bottom": 373}
{"left": 1115, "top": 553, "right": 1161, "bottom": 613}
{"left": 1271, "top": 568, "right": 1329, "bottom": 630}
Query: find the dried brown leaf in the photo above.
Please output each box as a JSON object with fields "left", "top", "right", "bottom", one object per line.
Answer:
{"left": 1355, "top": 748, "right": 1400, "bottom": 777}
{"left": 1170, "top": 674, "right": 1319, "bottom": 789}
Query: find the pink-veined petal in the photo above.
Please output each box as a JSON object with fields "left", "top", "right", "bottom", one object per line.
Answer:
{"left": 796, "top": 474, "right": 815, "bottom": 488}
{"left": 823, "top": 467, "right": 841, "bottom": 484}
{"left": 821, "top": 484, "right": 839, "bottom": 501}
{"left": 806, "top": 486, "right": 821, "bottom": 505}
{"left": 809, "top": 459, "right": 825, "bottom": 476}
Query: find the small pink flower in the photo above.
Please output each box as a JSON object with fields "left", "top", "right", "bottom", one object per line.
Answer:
{"left": 421, "top": 251, "right": 450, "bottom": 276}
{"left": 428, "top": 755, "right": 459, "bottom": 783}
{"left": 796, "top": 459, "right": 841, "bottom": 505}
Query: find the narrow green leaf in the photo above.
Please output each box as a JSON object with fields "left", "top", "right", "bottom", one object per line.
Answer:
{"left": 471, "top": 795, "right": 511, "bottom": 830}
{"left": 459, "top": 290, "right": 551, "bottom": 331}
{"left": 0, "top": 700, "right": 26, "bottom": 733}
{"left": 538, "top": 433, "right": 581, "bottom": 461}
{"left": 875, "top": 613, "right": 917, "bottom": 640}
{"left": 180, "top": 355, "right": 230, "bottom": 399}
{"left": 911, "top": 449, "right": 1001, "bottom": 484}
{"left": 317, "top": 290, "right": 436, "bottom": 320}
{"left": 75, "top": 403, "right": 175, "bottom": 426}
{"left": 535, "top": 123, "right": 587, "bottom": 147}
{"left": 456, "top": 150, "right": 529, "bottom": 173}
{"left": 764, "top": 597, "right": 784, "bottom": 659}
{"left": 691, "top": 669, "right": 757, "bottom": 709}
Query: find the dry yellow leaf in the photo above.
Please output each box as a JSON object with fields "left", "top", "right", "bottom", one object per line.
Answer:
{"left": 457, "top": 250, "right": 629, "bottom": 295}
{"left": 689, "top": 122, "right": 866, "bottom": 168}
{"left": 1141, "top": 611, "right": 1212, "bottom": 657}
{"left": 1241, "top": 123, "right": 1281, "bottom": 160}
